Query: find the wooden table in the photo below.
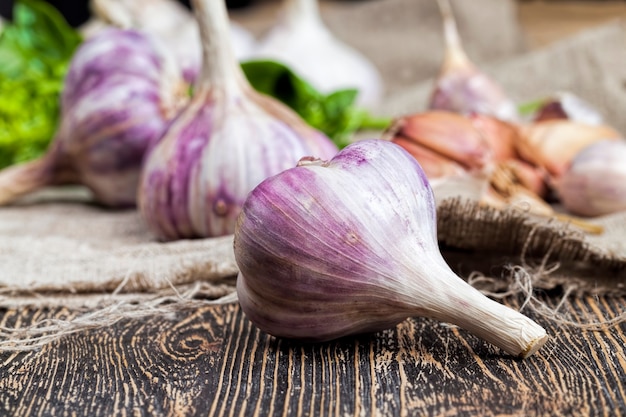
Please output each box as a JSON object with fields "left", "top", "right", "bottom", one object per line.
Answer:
{"left": 1, "top": 292, "right": 624, "bottom": 416}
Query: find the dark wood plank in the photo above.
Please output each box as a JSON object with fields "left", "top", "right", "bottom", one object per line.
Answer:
{"left": 1, "top": 295, "right": 625, "bottom": 416}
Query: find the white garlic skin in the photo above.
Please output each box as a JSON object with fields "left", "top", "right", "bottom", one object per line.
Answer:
{"left": 557, "top": 140, "right": 626, "bottom": 217}
{"left": 235, "top": 139, "right": 547, "bottom": 358}
{"left": 252, "top": 0, "right": 383, "bottom": 108}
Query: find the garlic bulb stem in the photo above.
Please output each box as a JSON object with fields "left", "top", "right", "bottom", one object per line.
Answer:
{"left": 419, "top": 258, "right": 548, "bottom": 358}
{"left": 284, "top": 0, "right": 321, "bottom": 25}
{"left": 191, "top": 0, "right": 246, "bottom": 94}
{"left": 0, "top": 146, "right": 77, "bottom": 205}
{"left": 0, "top": 157, "right": 54, "bottom": 205}
{"left": 436, "top": 0, "right": 469, "bottom": 69}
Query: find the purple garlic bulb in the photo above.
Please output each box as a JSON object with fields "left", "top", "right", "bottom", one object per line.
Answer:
{"left": 235, "top": 139, "right": 548, "bottom": 358}
{"left": 556, "top": 140, "right": 626, "bottom": 217}
{"left": 137, "top": 0, "right": 338, "bottom": 240}
{"left": 429, "top": 0, "right": 518, "bottom": 122}
{"left": 0, "top": 28, "right": 186, "bottom": 207}
{"left": 89, "top": 0, "right": 256, "bottom": 84}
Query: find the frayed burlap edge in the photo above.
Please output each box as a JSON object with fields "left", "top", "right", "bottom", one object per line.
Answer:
{"left": 437, "top": 198, "right": 626, "bottom": 296}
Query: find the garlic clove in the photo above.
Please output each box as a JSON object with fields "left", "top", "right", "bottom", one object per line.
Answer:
{"left": 235, "top": 139, "right": 548, "bottom": 358}
{"left": 468, "top": 113, "right": 520, "bottom": 163}
{"left": 388, "top": 111, "right": 492, "bottom": 171}
{"left": 430, "top": 0, "right": 519, "bottom": 122}
{"left": 251, "top": 0, "right": 383, "bottom": 108}
{"left": 499, "top": 159, "right": 548, "bottom": 198}
{"left": 391, "top": 137, "right": 468, "bottom": 179}
{"left": 0, "top": 28, "right": 186, "bottom": 207}
{"left": 516, "top": 120, "right": 621, "bottom": 178}
{"left": 534, "top": 91, "right": 603, "bottom": 126}
{"left": 138, "top": 0, "right": 338, "bottom": 241}
{"left": 556, "top": 140, "right": 626, "bottom": 217}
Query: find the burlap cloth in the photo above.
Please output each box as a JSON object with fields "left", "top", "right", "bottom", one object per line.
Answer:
{"left": 2, "top": 1, "right": 626, "bottom": 309}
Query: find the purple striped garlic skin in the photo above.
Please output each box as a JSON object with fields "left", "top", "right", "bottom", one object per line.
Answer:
{"left": 58, "top": 29, "right": 184, "bottom": 207}
{"left": 138, "top": 93, "right": 338, "bottom": 240}
{"left": 234, "top": 139, "right": 548, "bottom": 358}
{"left": 429, "top": 65, "right": 519, "bottom": 122}
{"left": 0, "top": 28, "right": 185, "bottom": 207}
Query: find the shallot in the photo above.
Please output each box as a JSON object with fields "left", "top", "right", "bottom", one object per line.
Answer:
{"left": 235, "top": 139, "right": 548, "bottom": 358}
{"left": 0, "top": 28, "right": 186, "bottom": 207}
{"left": 138, "top": 0, "right": 338, "bottom": 240}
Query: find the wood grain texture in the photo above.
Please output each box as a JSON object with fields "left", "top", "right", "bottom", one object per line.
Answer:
{"left": 1, "top": 295, "right": 625, "bottom": 416}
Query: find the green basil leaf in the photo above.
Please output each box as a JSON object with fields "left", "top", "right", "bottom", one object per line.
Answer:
{"left": 241, "top": 59, "right": 391, "bottom": 149}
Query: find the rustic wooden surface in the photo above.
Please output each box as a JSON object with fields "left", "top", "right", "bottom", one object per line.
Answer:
{"left": 1, "top": 294, "right": 625, "bottom": 416}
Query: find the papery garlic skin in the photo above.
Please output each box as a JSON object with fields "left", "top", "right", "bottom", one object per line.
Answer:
{"left": 252, "top": 0, "right": 383, "bottom": 108}
{"left": 139, "top": 94, "right": 336, "bottom": 239}
{"left": 235, "top": 139, "right": 547, "bottom": 358}
{"left": 138, "top": 0, "right": 338, "bottom": 240}
{"left": 0, "top": 28, "right": 185, "bottom": 207}
{"left": 557, "top": 140, "right": 626, "bottom": 217}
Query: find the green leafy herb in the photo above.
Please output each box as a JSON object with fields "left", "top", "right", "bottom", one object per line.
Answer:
{"left": 517, "top": 98, "right": 547, "bottom": 118}
{"left": 0, "top": 0, "right": 82, "bottom": 169}
{"left": 241, "top": 60, "right": 390, "bottom": 148}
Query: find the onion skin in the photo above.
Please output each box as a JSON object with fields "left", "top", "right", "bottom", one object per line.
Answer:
{"left": 557, "top": 140, "right": 626, "bottom": 217}
{"left": 0, "top": 28, "right": 185, "bottom": 207}
{"left": 235, "top": 139, "right": 547, "bottom": 358}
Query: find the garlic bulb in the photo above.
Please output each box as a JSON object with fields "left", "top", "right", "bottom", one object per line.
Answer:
{"left": 430, "top": 0, "right": 518, "bottom": 122}
{"left": 516, "top": 120, "right": 621, "bottom": 178}
{"left": 252, "top": 0, "right": 383, "bottom": 108}
{"left": 235, "top": 139, "right": 548, "bottom": 358}
{"left": 0, "top": 29, "right": 185, "bottom": 207}
{"left": 90, "top": 0, "right": 256, "bottom": 83}
{"left": 556, "top": 140, "right": 626, "bottom": 217}
{"left": 138, "top": 0, "right": 338, "bottom": 241}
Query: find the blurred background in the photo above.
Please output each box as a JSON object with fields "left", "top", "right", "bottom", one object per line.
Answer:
{"left": 1, "top": 0, "right": 626, "bottom": 50}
